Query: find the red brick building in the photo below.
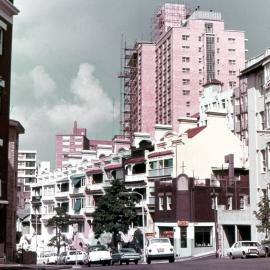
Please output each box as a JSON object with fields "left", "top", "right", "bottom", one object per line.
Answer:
{"left": 0, "top": 0, "right": 19, "bottom": 263}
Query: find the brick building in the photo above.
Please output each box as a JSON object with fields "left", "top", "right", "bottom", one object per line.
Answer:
{"left": 0, "top": 0, "right": 19, "bottom": 263}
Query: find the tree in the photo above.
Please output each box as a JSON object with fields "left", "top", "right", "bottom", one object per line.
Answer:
{"left": 92, "top": 179, "right": 138, "bottom": 249}
{"left": 254, "top": 193, "right": 270, "bottom": 238}
{"left": 47, "top": 206, "right": 73, "bottom": 256}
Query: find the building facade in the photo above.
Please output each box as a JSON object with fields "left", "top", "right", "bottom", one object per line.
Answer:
{"left": 239, "top": 48, "right": 270, "bottom": 241}
{"left": 120, "top": 3, "right": 246, "bottom": 139}
{"left": 55, "top": 121, "right": 89, "bottom": 169}
{"left": 0, "top": 0, "right": 19, "bottom": 263}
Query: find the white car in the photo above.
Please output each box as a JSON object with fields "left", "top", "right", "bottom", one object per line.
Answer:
{"left": 37, "top": 252, "right": 57, "bottom": 264}
{"left": 227, "top": 241, "right": 266, "bottom": 259}
{"left": 146, "top": 238, "right": 175, "bottom": 264}
{"left": 88, "top": 245, "right": 112, "bottom": 266}
{"left": 65, "top": 250, "right": 88, "bottom": 265}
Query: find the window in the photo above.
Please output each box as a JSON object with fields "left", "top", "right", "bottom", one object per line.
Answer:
{"left": 198, "top": 36, "right": 202, "bottom": 42}
{"left": 159, "top": 196, "right": 164, "bottom": 210}
{"left": 78, "top": 221, "right": 85, "bottom": 232}
{"left": 182, "top": 90, "right": 190, "bottom": 95}
{"left": 226, "top": 196, "right": 232, "bottom": 210}
{"left": 182, "top": 57, "right": 190, "bottom": 63}
{"left": 166, "top": 196, "right": 172, "bottom": 210}
{"left": 229, "top": 81, "right": 237, "bottom": 88}
{"left": 228, "top": 37, "right": 236, "bottom": 44}
{"left": 229, "top": 59, "right": 236, "bottom": 65}
{"left": 182, "top": 68, "right": 190, "bottom": 73}
{"left": 44, "top": 204, "right": 54, "bottom": 214}
{"left": 186, "top": 113, "right": 190, "bottom": 117}
{"left": 182, "top": 79, "right": 190, "bottom": 85}
{"left": 217, "top": 48, "right": 220, "bottom": 53}
{"left": 180, "top": 227, "right": 187, "bottom": 248}
{"left": 205, "top": 23, "right": 213, "bottom": 33}
{"left": 186, "top": 101, "right": 190, "bottom": 107}
{"left": 217, "top": 37, "right": 219, "bottom": 43}
{"left": 221, "top": 99, "right": 226, "bottom": 109}
{"left": 195, "top": 226, "right": 212, "bottom": 247}
{"left": 0, "top": 20, "right": 7, "bottom": 56}
{"left": 259, "top": 111, "right": 265, "bottom": 130}
{"left": 198, "top": 58, "right": 202, "bottom": 63}
{"left": 217, "top": 59, "right": 220, "bottom": 64}
{"left": 239, "top": 196, "right": 246, "bottom": 210}
{"left": 182, "top": 45, "right": 190, "bottom": 49}
{"left": 198, "top": 47, "right": 202, "bottom": 52}
{"left": 228, "top": 48, "right": 236, "bottom": 52}
{"left": 199, "top": 69, "right": 202, "bottom": 74}
{"left": 229, "top": 70, "right": 236, "bottom": 75}
{"left": 261, "top": 149, "right": 266, "bottom": 173}
{"left": 182, "top": 35, "right": 189, "bottom": 40}
{"left": 266, "top": 102, "right": 270, "bottom": 128}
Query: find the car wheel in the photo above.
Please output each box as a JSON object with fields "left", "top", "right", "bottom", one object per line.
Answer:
{"left": 88, "top": 262, "right": 91, "bottom": 267}
{"left": 147, "top": 258, "right": 151, "bottom": 264}
{"left": 241, "top": 252, "right": 247, "bottom": 259}
{"left": 126, "top": 261, "right": 129, "bottom": 265}
{"left": 229, "top": 253, "right": 235, "bottom": 260}
{"left": 120, "top": 261, "right": 123, "bottom": 265}
{"left": 135, "top": 260, "right": 138, "bottom": 264}
{"left": 107, "top": 261, "right": 111, "bottom": 266}
{"left": 169, "top": 258, "right": 175, "bottom": 263}
{"left": 112, "top": 261, "right": 114, "bottom": 265}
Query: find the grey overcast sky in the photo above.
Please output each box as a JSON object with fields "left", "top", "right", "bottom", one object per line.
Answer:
{"left": 10, "top": 0, "right": 270, "bottom": 167}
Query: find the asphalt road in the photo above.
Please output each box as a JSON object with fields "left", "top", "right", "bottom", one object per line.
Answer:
{"left": 2, "top": 257, "right": 270, "bottom": 270}
{"left": 78, "top": 257, "right": 270, "bottom": 270}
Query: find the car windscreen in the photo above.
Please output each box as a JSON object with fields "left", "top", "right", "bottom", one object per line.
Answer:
{"left": 90, "top": 245, "right": 107, "bottom": 251}
{"left": 242, "top": 242, "right": 259, "bottom": 247}
{"left": 120, "top": 248, "right": 136, "bottom": 253}
{"left": 150, "top": 239, "right": 170, "bottom": 244}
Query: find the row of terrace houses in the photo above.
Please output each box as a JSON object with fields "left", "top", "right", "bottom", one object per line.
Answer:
{"left": 19, "top": 112, "right": 249, "bottom": 258}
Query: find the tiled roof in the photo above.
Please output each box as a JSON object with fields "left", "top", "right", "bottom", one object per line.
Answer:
{"left": 148, "top": 150, "right": 173, "bottom": 158}
{"left": 104, "top": 163, "right": 122, "bottom": 170}
{"left": 85, "top": 168, "right": 102, "bottom": 175}
{"left": 186, "top": 126, "right": 206, "bottom": 138}
{"left": 124, "top": 156, "right": 145, "bottom": 165}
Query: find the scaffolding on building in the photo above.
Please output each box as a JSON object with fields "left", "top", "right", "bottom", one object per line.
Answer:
{"left": 118, "top": 40, "right": 137, "bottom": 140}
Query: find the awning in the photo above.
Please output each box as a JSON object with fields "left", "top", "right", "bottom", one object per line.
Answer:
{"left": 148, "top": 150, "right": 173, "bottom": 158}
{"left": 71, "top": 178, "right": 81, "bottom": 187}
{"left": 74, "top": 199, "right": 82, "bottom": 212}
{"left": 124, "top": 156, "right": 145, "bottom": 165}
{"left": 70, "top": 173, "right": 85, "bottom": 180}
{"left": 104, "top": 163, "right": 122, "bottom": 170}
{"left": 86, "top": 168, "right": 102, "bottom": 175}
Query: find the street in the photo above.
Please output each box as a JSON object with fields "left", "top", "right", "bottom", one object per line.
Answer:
{"left": 77, "top": 257, "right": 270, "bottom": 270}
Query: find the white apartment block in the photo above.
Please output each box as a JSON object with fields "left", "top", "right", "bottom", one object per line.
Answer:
{"left": 199, "top": 81, "right": 234, "bottom": 132}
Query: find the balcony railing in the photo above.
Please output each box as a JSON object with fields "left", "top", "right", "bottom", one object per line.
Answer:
{"left": 83, "top": 206, "right": 95, "bottom": 215}
{"left": 32, "top": 195, "right": 42, "bottom": 203}
{"left": 125, "top": 173, "right": 146, "bottom": 182}
{"left": 148, "top": 167, "right": 173, "bottom": 178}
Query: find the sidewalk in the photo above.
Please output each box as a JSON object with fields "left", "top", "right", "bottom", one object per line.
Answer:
{"left": 0, "top": 265, "right": 72, "bottom": 270}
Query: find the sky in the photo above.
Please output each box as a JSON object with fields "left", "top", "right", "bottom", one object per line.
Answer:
{"left": 10, "top": 0, "right": 270, "bottom": 167}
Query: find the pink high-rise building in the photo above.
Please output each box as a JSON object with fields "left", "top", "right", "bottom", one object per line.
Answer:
{"left": 120, "top": 3, "right": 246, "bottom": 138}
{"left": 55, "top": 121, "right": 89, "bottom": 168}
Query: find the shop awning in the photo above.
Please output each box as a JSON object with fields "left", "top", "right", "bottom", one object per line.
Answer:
{"left": 71, "top": 178, "right": 81, "bottom": 187}
{"left": 86, "top": 168, "right": 102, "bottom": 175}
{"left": 148, "top": 150, "right": 173, "bottom": 158}
{"left": 70, "top": 173, "right": 85, "bottom": 180}
{"left": 104, "top": 163, "right": 122, "bottom": 170}
{"left": 74, "top": 199, "right": 81, "bottom": 212}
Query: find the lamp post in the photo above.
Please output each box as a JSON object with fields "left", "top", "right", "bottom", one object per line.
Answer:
{"left": 121, "top": 191, "right": 146, "bottom": 263}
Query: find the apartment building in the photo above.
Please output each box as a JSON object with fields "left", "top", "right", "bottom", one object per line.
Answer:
{"left": 238, "top": 48, "right": 270, "bottom": 241}
{"left": 120, "top": 3, "right": 246, "bottom": 139}
{"left": 55, "top": 121, "right": 89, "bottom": 169}
{"left": 199, "top": 80, "right": 234, "bottom": 131}
{"left": 0, "top": 0, "right": 19, "bottom": 263}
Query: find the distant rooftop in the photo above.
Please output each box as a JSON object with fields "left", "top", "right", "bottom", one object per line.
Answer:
{"left": 189, "top": 10, "right": 222, "bottom": 21}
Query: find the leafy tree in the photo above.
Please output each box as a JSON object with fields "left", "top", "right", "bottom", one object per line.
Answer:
{"left": 47, "top": 206, "right": 73, "bottom": 255}
{"left": 254, "top": 194, "right": 270, "bottom": 238}
{"left": 92, "top": 179, "right": 138, "bottom": 249}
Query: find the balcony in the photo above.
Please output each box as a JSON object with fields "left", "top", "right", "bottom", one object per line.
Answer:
{"left": 31, "top": 195, "right": 42, "bottom": 204}
{"left": 71, "top": 186, "right": 85, "bottom": 195}
{"left": 148, "top": 167, "right": 173, "bottom": 178}
{"left": 55, "top": 191, "right": 69, "bottom": 199}
{"left": 83, "top": 206, "right": 95, "bottom": 216}
{"left": 85, "top": 184, "right": 104, "bottom": 195}
{"left": 125, "top": 173, "right": 146, "bottom": 183}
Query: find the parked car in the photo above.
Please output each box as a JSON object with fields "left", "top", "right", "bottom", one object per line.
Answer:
{"left": 88, "top": 245, "right": 112, "bottom": 267}
{"left": 145, "top": 238, "right": 175, "bottom": 264}
{"left": 227, "top": 241, "right": 266, "bottom": 259}
{"left": 65, "top": 250, "right": 88, "bottom": 265}
{"left": 37, "top": 252, "right": 57, "bottom": 265}
{"left": 58, "top": 251, "right": 67, "bottom": 264}
{"left": 112, "top": 248, "right": 141, "bottom": 265}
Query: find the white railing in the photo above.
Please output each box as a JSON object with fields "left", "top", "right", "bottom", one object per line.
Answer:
{"left": 125, "top": 173, "right": 146, "bottom": 182}
{"left": 148, "top": 167, "right": 173, "bottom": 177}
